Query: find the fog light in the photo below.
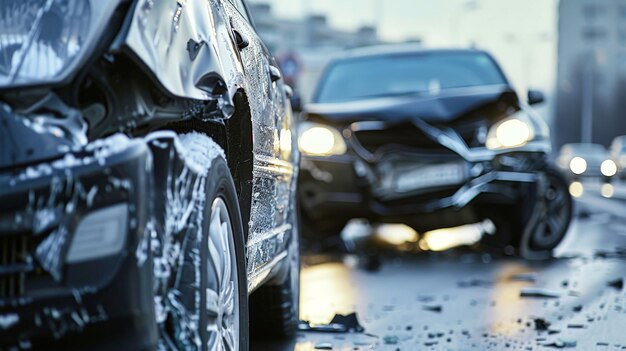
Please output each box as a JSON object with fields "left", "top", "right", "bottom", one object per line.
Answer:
{"left": 66, "top": 203, "right": 128, "bottom": 263}
{"left": 569, "top": 182, "right": 584, "bottom": 198}
{"left": 601, "top": 160, "right": 617, "bottom": 177}
{"left": 569, "top": 157, "right": 587, "bottom": 175}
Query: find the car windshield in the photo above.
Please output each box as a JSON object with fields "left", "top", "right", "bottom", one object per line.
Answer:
{"left": 565, "top": 144, "right": 606, "bottom": 156}
{"left": 315, "top": 51, "right": 507, "bottom": 103}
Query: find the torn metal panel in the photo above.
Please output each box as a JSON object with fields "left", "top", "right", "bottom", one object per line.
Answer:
{"left": 147, "top": 131, "right": 224, "bottom": 350}
{"left": 121, "top": 0, "right": 244, "bottom": 117}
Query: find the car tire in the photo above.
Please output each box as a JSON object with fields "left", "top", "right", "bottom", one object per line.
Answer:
{"left": 479, "top": 166, "right": 572, "bottom": 259}
{"left": 155, "top": 133, "right": 249, "bottom": 351}
{"left": 524, "top": 166, "right": 573, "bottom": 254}
{"left": 249, "top": 203, "right": 300, "bottom": 339}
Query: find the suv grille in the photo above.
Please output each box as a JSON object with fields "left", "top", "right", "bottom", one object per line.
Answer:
{"left": 0, "top": 235, "right": 28, "bottom": 299}
{"left": 351, "top": 120, "right": 486, "bottom": 155}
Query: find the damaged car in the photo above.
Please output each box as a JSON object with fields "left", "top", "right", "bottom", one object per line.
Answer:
{"left": 298, "top": 46, "right": 572, "bottom": 259}
{"left": 0, "top": 0, "right": 299, "bottom": 350}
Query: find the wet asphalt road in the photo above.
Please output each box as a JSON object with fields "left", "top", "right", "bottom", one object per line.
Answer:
{"left": 252, "top": 180, "right": 626, "bottom": 350}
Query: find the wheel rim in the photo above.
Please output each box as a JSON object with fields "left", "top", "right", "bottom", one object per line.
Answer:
{"left": 531, "top": 176, "right": 570, "bottom": 249}
{"left": 206, "top": 197, "right": 239, "bottom": 351}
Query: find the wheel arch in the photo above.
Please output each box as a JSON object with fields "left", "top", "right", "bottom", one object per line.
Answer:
{"left": 161, "top": 89, "right": 254, "bottom": 240}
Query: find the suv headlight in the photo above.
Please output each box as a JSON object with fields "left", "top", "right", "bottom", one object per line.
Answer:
{"left": 0, "top": 0, "right": 121, "bottom": 88}
{"left": 486, "top": 110, "right": 549, "bottom": 150}
{"left": 298, "top": 122, "right": 347, "bottom": 156}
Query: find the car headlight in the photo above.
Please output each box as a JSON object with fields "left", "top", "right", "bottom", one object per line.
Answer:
{"left": 66, "top": 203, "right": 128, "bottom": 263}
{"left": 0, "top": 0, "right": 120, "bottom": 88}
{"left": 601, "top": 160, "right": 617, "bottom": 177}
{"left": 569, "top": 157, "right": 587, "bottom": 175}
{"left": 486, "top": 117, "right": 534, "bottom": 150}
{"left": 298, "top": 122, "right": 347, "bottom": 156}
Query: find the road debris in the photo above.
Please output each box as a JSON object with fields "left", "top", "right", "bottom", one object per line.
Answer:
{"left": 607, "top": 278, "right": 624, "bottom": 290}
{"left": 422, "top": 305, "right": 443, "bottom": 313}
{"left": 544, "top": 338, "right": 577, "bottom": 348}
{"left": 299, "top": 313, "right": 365, "bottom": 333}
{"left": 314, "top": 342, "right": 333, "bottom": 350}
{"left": 534, "top": 318, "right": 551, "bottom": 331}
{"left": 510, "top": 272, "right": 538, "bottom": 282}
{"left": 457, "top": 279, "right": 493, "bottom": 288}
{"left": 520, "top": 287, "right": 561, "bottom": 298}
{"left": 383, "top": 335, "right": 399, "bottom": 345}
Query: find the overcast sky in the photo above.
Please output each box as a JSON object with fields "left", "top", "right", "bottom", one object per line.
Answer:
{"left": 249, "top": 0, "right": 559, "bottom": 96}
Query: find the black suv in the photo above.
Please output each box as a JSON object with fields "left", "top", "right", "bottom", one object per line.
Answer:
{"left": 298, "top": 46, "right": 571, "bottom": 259}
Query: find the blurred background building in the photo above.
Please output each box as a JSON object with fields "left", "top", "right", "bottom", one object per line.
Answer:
{"left": 249, "top": 0, "right": 626, "bottom": 150}
{"left": 555, "top": 0, "right": 626, "bottom": 149}
{"left": 248, "top": 2, "right": 383, "bottom": 101}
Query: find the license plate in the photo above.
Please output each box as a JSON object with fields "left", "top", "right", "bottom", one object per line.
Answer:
{"left": 391, "top": 163, "right": 466, "bottom": 193}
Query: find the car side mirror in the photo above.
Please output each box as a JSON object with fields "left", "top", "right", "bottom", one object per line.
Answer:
{"left": 528, "top": 89, "right": 546, "bottom": 106}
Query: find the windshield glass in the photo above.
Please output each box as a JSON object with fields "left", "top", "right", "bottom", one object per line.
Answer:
{"left": 315, "top": 52, "right": 507, "bottom": 103}
{"left": 564, "top": 144, "right": 607, "bottom": 156}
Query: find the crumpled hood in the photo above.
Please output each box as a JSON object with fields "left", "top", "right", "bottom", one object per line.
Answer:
{"left": 0, "top": 105, "right": 73, "bottom": 170}
{"left": 304, "top": 85, "right": 519, "bottom": 126}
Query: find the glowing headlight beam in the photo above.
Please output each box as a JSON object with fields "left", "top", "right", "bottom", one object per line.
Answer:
{"left": 495, "top": 119, "right": 532, "bottom": 148}
{"left": 298, "top": 124, "right": 346, "bottom": 156}
{"left": 486, "top": 117, "right": 535, "bottom": 150}
{"left": 601, "top": 160, "right": 617, "bottom": 177}
{"left": 569, "top": 157, "right": 587, "bottom": 175}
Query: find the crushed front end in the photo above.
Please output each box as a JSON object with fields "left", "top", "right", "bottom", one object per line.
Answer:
{"left": 0, "top": 105, "right": 157, "bottom": 350}
{"left": 299, "top": 114, "right": 549, "bottom": 233}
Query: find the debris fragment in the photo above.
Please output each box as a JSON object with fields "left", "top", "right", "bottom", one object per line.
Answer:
{"left": 299, "top": 313, "right": 365, "bottom": 333}
{"left": 534, "top": 318, "right": 551, "bottom": 331}
{"left": 510, "top": 272, "right": 538, "bottom": 282}
{"left": 457, "top": 279, "right": 493, "bottom": 288}
{"left": 314, "top": 342, "right": 333, "bottom": 350}
{"left": 329, "top": 313, "right": 365, "bottom": 333}
{"left": 383, "top": 335, "right": 399, "bottom": 345}
{"left": 422, "top": 305, "right": 443, "bottom": 313}
{"left": 566, "top": 324, "right": 586, "bottom": 329}
{"left": 520, "top": 287, "right": 561, "bottom": 298}
{"left": 544, "top": 338, "right": 577, "bottom": 348}
{"left": 594, "top": 247, "right": 626, "bottom": 259}
{"left": 608, "top": 278, "right": 624, "bottom": 290}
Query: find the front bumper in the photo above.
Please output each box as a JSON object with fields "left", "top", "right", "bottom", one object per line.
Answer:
{"left": 299, "top": 146, "right": 548, "bottom": 232}
{"left": 0, "top": 136, "right": 157, "bottom": 350}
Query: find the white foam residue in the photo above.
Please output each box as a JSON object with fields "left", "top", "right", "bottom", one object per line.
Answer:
{"left": 178, "top": 131, "right": 226, "bottom": 175}
{"left": 0, "top": 314, "right": 19, "bottom": 330}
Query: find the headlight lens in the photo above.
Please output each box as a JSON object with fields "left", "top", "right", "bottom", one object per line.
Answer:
{"left": 66, "top": 203, "right": 128, "bottom": 263}
{"left": 298, "top": 122, "right": 347, "bottom": 156}
{"left": 0, "top": 0, "right": 120, "bottom": 88}
{"left": 601, "top": 159, "right": 617, "bottom": 177}
{"left": 569, "top": 157, "right": 587, "bottom": 175}
{"left": 486, "top": 118, "right": 534, "bottom": 150}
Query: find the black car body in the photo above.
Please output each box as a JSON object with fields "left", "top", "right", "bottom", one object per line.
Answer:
{"left": 0, "top": 0, "right": 299, "bottom": 350}
{"left": 298, "top": 46, "right": 571, "bottom": 259}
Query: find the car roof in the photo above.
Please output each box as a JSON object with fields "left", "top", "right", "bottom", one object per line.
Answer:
{"left": 334, "top": 44, "right": 493, "bottom": 61}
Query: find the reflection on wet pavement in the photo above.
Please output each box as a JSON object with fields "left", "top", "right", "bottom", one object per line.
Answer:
{"left": 253, "top": 184, "right": 626, "bottom": 350}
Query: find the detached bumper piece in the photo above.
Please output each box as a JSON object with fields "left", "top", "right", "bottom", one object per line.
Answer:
{"left": 0, "top": 127, "right": 157, "bottom": 349}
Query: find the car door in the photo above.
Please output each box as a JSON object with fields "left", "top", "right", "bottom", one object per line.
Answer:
{"left": 220, "top": 0, "right": 296, "bottom": 290}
